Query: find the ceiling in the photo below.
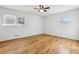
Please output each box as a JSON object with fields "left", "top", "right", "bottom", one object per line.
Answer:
{"left": 0, "top": 5, "right": 79, "bottom": 16}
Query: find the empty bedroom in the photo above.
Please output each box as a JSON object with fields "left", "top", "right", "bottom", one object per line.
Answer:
{"left": 0, "top": 5, "right": 79, "bottom": 54}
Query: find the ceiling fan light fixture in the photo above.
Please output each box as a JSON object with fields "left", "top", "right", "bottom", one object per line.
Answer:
{"left": 39, "top": 9, "right": 44, "bottom": 12}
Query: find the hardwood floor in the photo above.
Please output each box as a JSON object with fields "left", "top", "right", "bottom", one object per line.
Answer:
{"left": 0, "top": 34, "right": 79, "bottom": 54}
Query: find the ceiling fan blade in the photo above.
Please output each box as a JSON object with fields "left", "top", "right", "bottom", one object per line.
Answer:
{"left": 39, "top": 5, "right": 42, "bottom": 8}
{"left": 41, "top": 5, "right": 44, "bottom": 8}
{"left": 44, "top": 10, "right": 47, "bottom": 12}
{"left": 39, "top": 5, "right": 41, "bottom": 7}
{"left": 44, "top": 7, "right": 50, "bottom": 9}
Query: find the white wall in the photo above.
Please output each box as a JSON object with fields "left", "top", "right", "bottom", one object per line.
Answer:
{"left": 44, "top": 9, "right": 79, "bottom": 39}
{"left": 0, "top": 7, "right": 79, "bottom": 41}
{"left": 0, "top": 7, "right": 43, "bottom": 41}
